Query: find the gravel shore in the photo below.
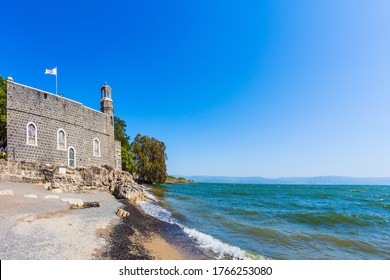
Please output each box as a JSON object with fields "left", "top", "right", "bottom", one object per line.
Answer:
{"left": 0, "top": 182, "right": 213, "bottom": 260}
{"left": 99, "top": 199, "right": 215, "bottom": 260}
{"left": 0, "top": 182, "right": 122, "bottom": 259}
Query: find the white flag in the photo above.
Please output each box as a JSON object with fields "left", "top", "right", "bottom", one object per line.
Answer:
{"left": 45, "top": 67, "right": 57, "bottom": 75}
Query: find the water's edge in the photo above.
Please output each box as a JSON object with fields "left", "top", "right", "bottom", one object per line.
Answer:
{"left": 139, "top": 183, "right": 389, "bottom": 260}
{"left": 137, "top": 185, "right": 268, "bottom": 260}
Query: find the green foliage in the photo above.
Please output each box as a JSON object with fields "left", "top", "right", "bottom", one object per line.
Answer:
{"left": 164, "top": 175, "right": 192, "bottom": 184}
{"left": 114, "top": 116, "right": 130, "bottom": 148}
{"left": 114, "top": 116, "right": 135, "bottom": 173}
{"left": 0, "top": 76, "right": 7, "bottom": 147}
{"left": 0, "top": 150, "right": 7, "bottom": 160}
{"left": 121, "top": 145, "right": 135, "bottom": 174}
{"left": 113, "top": 117, "right": 168, "bottom": 184}
{"left": 132, "top": 134, "right": 167, "bottom": 184}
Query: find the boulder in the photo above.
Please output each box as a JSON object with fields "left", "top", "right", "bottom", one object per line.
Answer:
{"left": 71, "top": 201, "right": 100, "bottom": 209}
{"left": 111, "top": 180, "right": 147, "bottom": 202}
{"left": 116, "top": 208, "right": 130, "bottom": 217}
{"left": 83, "top": 201, "right": 100, "bottom": 208}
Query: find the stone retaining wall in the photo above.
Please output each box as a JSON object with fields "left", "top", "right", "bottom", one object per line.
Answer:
{"left": 0, "top": 161, "right": 146, "bottom": 202}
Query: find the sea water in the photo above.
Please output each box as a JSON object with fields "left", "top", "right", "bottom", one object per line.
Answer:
{"left": 138, "top": 183, "right": 390, "bottom": 259}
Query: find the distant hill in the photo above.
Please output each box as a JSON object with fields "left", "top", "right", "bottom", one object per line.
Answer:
{"left": 180, "top": 176, "right": 390, "bottom": 185}
{"left": 164, "top": 175, "right": 193, "bottom": 184}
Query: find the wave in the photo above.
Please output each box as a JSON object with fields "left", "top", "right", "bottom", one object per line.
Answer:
{"left": 181, "top": 226, "right": 267, "bottom": 260}
{"left": 230, "top": 191, "right": 250, "bottom": 196}
{"left": 289, "top": 211, "right": 387, "bottom": 227}
{"left": 137, "top": 192, "right": 267, "bottom": 260}
{"left": 137, "top": 189, "right": 177, "bottom": 223}
{"left": 137, "top": 200, "right": 177, "bottom": 224}
{"left": 369, "top": 201, "right": 390, "bottom": 210}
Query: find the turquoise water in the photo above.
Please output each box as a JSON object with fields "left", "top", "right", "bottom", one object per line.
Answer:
{"left": 139, "top": 183, "right": 390, "bottom": 259}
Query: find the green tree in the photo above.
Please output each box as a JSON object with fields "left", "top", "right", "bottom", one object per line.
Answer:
{"left": 114, "top": 116, "right": 136, "bottom": 173}
{"left": 0, "top": 76, "right": 7, "bottom": 147}
{"left": 131, "top": 134, "right": 167, "bottom": 184}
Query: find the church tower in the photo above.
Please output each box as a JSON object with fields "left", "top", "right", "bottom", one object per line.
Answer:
{"left": 100, "top": 82, "right": 114, "bottom": 116}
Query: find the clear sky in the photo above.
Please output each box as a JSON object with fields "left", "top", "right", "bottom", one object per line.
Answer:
{"left": 2, "top": 0, "right": 390, "bottom": 177}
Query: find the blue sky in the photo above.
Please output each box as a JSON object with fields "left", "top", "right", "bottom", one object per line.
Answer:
{"left": 2, "top": 0, "right": 390, "bottom": 177}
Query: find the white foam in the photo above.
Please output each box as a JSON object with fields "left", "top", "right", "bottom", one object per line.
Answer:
{"left": 138, "top": 188, "right": 267, "bottom": 260}
{"left": 137, "top": 200, "right": 176, "bottom": 224}
{"left": 142, "top": 189, "right": 158, "bottom": 203}
{"left": 181, "top": 226, "right": 265, "bottom": 260}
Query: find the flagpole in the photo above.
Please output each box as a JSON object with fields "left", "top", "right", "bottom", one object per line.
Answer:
{"left": 56, "top": 67, "right": 58, "bottom": 95}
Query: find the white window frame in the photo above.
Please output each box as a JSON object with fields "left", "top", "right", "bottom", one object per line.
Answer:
{"left": 57, "top": 128, "right": 67, "bottom": 150}
{"left": 93, "top": 138, "right": 101, "bottom": 157}
{"left": 26, "top": 122, "right": 38, "bottom": 146}
{"left": 68, "top": 146, "right": 76, "bottom": 167}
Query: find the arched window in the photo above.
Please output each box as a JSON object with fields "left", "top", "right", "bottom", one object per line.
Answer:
{"left": 93, "top": 138, "right": 100, "bottom": 157}
{"left": 68, "top": 147, "right": 76, "bottom": 167}
{"left": 57, "top": 129, "right": 66, "bottom": 150}
{"left": 26, "top": 122, "right": 37, "bottom": 146}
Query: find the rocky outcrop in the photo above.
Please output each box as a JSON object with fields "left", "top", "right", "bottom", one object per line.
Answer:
{"left": 1, "top": 161, "right": 147, "bottom": 203}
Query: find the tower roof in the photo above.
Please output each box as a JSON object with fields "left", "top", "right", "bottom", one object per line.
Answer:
{"left": 101, "top": 82, "right": 112, "bottom": 100}
{"left": 101, "top": 82, "right": 112, "bottom": 92}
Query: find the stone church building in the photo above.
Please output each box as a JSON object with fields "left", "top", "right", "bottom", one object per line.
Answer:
{"left": 6, "top": 78, "right": 122, "bottom": 170}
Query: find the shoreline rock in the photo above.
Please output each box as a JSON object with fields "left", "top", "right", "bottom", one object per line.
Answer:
{"left": 1, "top": 161, "right": 147, "bottom": 203}
{"left": 116, "top": 208, "right": 130, "bottom": 218}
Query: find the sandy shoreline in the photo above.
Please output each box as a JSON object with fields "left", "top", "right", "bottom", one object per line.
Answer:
{"left": 98, "top": 199, "right": 215, "bottom": 260}
{"left": 0, "top": 181, "right": 213, "bottom": 260}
